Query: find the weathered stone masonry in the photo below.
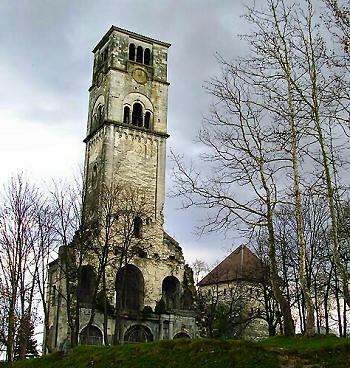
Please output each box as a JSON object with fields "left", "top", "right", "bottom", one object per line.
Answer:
{"left": 46, "top": 26, "right": 197, "bottom": 349}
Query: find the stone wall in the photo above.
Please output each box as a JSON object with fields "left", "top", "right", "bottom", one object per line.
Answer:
{"left": 199, "top": 281, "right": 269, "bottom": 339}
{"left": 46, "top": 26, "right": 197, "bottom": 351}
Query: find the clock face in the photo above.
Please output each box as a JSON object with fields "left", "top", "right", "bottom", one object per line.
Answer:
{"left": 133, "top": 67, "right": 148, "bottom": 85}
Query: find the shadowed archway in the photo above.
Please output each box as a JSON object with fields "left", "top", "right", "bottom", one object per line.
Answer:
{"left": 124, "top": 325, "right": 153, "bottom": 343}
{"left": 162, "top": 276, "right": 181, "bottom": 310}
{"left": 79, "top": 325, "right": 103, "bottom": 345}
{"left": 77, "top": 265, "right": 96, "bottom": 305}
{"left": 173, "top": 332, "right": 190, "bottom": 339}
{"left": 116, "top": 264, "right": 144, "bottom": 310}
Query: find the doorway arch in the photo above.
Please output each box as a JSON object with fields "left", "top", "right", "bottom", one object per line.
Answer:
{"left": 79, "top": 325, "right": 103, "bottom": 345}
{"left": 116, "top": 264, "right": 144, "bottom": 310}
{"left": 124, "top": 325, "right": 153, "bottom": 343}
{"left": 173, "top": 332, "right": 191, "bottom": 339}
{"left": 162, "top": 276, "right": 181, "bottom": 310}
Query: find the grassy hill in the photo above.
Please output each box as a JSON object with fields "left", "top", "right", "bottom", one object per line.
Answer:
{"left": 5, "top": 336, "right": 350, "bottom": 368}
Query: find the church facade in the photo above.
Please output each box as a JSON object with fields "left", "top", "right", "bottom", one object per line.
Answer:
{"left": 46, "top": 26, "right": 197, "bottom": 350}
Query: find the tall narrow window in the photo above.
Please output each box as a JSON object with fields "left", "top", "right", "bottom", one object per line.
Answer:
{"left": 102, "top": 48, "right": 108, "bottom": 63}
{"left": 77, "top": 266, "right": 96, "bottom": 305}
{"left": 92, "top": 113, "right": 97, "bottom": 129}
{"left": 97, "top": 104, "right": 104, "bottom": 126}
{"left": 133, "top": 217, "right": 143, "bottom": 238}
{"left": 136, "top": 46, "right": 143, "bottom": 63}
{"left": 92, "top": 164, "right": 97, "bottom": 186}
{"left": 116, "top": 265, "right": 144, "bottom": 310}
{"left": 144, "top": 48, "right": 151, "bottom": 65}
{"left": 144, "top": 111, "right": 151, "bottom": 129}
{"left": 132, "top": 103, "right": 143, "bottom": 127}
{"left": 123, "top": 106, "right": 130, "bottom": 124}
{"left": 129, "top": 44, "right": 135, "bottom": 61}
{"left": 162, "top": 276, "right": 181, "bottom": 310}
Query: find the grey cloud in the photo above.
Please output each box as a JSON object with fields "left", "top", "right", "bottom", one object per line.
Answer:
{"left": 0, "top": 0, "right": 258, "bottom": 264}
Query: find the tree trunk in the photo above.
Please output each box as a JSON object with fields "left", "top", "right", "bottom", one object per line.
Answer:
{"left": 266, "top": 213, "right": 295, "bottom": 336}
{"left": 335, "top": 271, "right": 343, "bottom": 336}
{"left": 113, "top": 257, "right": 126, "bottom": 345}
{"left": 314, "top": 279, "right": 320, "bottom": 334}
{"left": 103, "top": 269, "right": 109, "bottom": 346}
{"left": 305, "top": 11, "right": 350, "bottom": 312}
{"left": 18, "top": 314, "right": 30, "bottom": 360}
{"left": 261, "top": 158, "right": 295, "bottom": 336}
{"left": 278, "top": 15, "right": 315, "bottom": 335}
{"left": 343, "top": 298, "right": 347, "bottom": 337}
{"left": 7, "top": 304, "right": 15, "bottom": 362}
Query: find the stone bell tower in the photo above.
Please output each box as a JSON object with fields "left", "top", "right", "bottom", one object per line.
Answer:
{"left": 83, "top": 26, "right": 170, "bottom": 224}
{"left": 46, "top": 26, "right": 197, "bottom": 350}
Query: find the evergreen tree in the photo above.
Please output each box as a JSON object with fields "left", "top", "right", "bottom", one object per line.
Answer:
{"left": 14, "top": 319, "right": 39, "bottom": 360}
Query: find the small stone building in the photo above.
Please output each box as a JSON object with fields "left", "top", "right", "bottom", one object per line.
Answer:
{"left": 198, "top": 245, "right": 270, "bottom": 339}
{"left": 46, "top": 26, "right": 197, "bottom": 351}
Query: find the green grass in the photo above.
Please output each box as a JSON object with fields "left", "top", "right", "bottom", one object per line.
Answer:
{"left": 259, "top": 335, "right": 350, "bottom": 367}
{"left": 4, "top": 336, "right": 350, "bottom": 368}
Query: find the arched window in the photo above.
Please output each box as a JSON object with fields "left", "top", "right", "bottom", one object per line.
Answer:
{"left": 124, "top": 325, "right": 153, "bottom": 343}
{"left": 162, "top": 276, "right": 181, "bottom": 311}
{"left": 132, "top": 103, "right": 143, "bottom": 127}
{"left": 136, "top": 46, "right": 143, "bottom": 63}
{"left": 133, "top": 217, "right": 143, "bottom": 238}
{"left": 96, "top": 104, "right": 104, "bottom": 126}
{"left": 80, "top": 325, "right": 103, "bottom": 345}
{"left": 123, "top": 106, "right": 130, "bottom": 124}
{"left": 116, "top": 265, "right": 144, "bottom": 310}
{"left": 144, "top": 111, "right": 151, "bottom": 129}
{"left": 137, "top": 248, "right": 147, "bottom": 258}
{"left": 102, "top": 48, "right": 108, "bottom": 63}
{"left": 129, "top": 43, "right": 135, "bottom": 61}
{"left": 77, "top": 265, "right": 96, "bottom": 305}
{"left": 144, "top": 48, "right": 151, "bottom": 65}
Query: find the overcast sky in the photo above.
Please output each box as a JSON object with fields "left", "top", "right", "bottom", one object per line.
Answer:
{"left": 0, "top": 0, "right": 260, "bottom": 266}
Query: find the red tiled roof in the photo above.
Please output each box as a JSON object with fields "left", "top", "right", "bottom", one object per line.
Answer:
{"left": 198, "top": 245, "right": 266, "bottom": 286}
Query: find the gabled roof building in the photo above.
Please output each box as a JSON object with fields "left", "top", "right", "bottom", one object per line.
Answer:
{"left": 198, "top": 245, "right": 271, "bottom": 339}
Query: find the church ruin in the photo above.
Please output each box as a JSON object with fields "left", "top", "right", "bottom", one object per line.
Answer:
{"left": 46, "top": 26, "right": 197, "bottom": 350}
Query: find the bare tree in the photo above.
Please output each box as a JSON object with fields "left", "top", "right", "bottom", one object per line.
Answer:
{"left": 324, "top": 0, "right": 350, "bottom": 55}
{"left": 238, "top": 0, "right": 321, "bottom": 335}
{"left": 173, "top": 0, "right": 350, "bottom": 336}
{"left": 171, "top": 15, "right": 304, "bottom": 332}
{"left": 74, "top": 179, "right": 155, "bottom": 345}
{"left": 172, "top": 79, "right": 295, "bottom": 335}
{"left": 0, "top": 175, "right": 42, "bottom": 361}
{"left": 192, "top": 259, "right": 209, "bottom": 287}
{"left": 100, "top": 183, "right": 154, "bottom": 345}
{"left": 284, "top": 0, "right": 350, "bottom": 311}
{"left": 48, "top": 178, "right": 84, "bottom": 348}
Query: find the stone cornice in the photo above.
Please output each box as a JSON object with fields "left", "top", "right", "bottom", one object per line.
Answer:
{"left": 93, "top": 25, "right": 171, "bottom": 53}
{"left": 83, "top": 120, "right": 169, "bottom": 143}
